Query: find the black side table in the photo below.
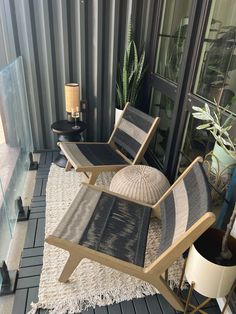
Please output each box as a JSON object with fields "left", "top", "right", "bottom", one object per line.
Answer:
{"left": 51, "top": 120, "right": 87, "bottom": 168}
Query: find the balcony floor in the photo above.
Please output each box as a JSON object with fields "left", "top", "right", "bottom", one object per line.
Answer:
{"left": 12, "top": 151, "right": 221, "bottom": 314}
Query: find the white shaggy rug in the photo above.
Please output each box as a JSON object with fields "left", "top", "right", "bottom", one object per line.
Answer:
{"left": 29, "top": 165, "right": 184, "bottom": 314}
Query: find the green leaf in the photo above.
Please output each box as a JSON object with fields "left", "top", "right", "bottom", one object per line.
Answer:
{"left": 122, "top": 52, "right": 128, "bottom": 103}
{"left": 196, "top": 123, "right": 211, "bottom": 130}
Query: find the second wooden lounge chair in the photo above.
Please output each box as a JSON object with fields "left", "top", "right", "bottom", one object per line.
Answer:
{"left": 59, "top": 103, "right": 160, "bottom": 184}
{"left": 46, "top": 157, "right": 216, "bottom": 312}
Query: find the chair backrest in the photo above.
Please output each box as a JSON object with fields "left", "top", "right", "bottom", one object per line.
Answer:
{"left": 110, "top": 104, "right": 159, "bottom": 162}
{"left": 157, "top": 161, "right": 212, "bottom": 256}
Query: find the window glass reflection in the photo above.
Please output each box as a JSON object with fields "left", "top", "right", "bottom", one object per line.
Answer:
{"left": 194, "top": 0, "right": 236, "bottom": 111}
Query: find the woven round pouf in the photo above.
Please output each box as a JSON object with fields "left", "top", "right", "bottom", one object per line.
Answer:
{"left": 110, "top": 165, "right": 170, "bottom": 204}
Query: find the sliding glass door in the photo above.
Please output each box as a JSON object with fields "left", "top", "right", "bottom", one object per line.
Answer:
{"left": 180, "top": 0, "right": 236, "bottom": 170}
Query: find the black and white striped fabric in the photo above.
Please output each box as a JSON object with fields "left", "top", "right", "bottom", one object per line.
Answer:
{"left": 53, "top": 185, "right": 152, "bottom": 266}
{"left": 112, "top": 105, "right": 155, "bottom": 158}
{"left": 157, "top": 162, "right": 212, "bottom": 256}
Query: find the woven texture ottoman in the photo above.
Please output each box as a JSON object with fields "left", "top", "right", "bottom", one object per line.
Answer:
{"left": 109, "top": 165, "right": 170, "bottom": 204}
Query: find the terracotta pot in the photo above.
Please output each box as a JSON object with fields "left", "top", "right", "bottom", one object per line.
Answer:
{"left": 185, "top": 228, "right": 236, "bottom": 298}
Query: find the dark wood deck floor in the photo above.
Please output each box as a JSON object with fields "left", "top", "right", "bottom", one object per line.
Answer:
{"left": 12, "top": 151, "right": 221, "bottom": 314}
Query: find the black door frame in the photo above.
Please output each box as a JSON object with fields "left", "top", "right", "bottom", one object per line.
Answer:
{"left": 145, "top": 0, "right": 212, "bottom": 181}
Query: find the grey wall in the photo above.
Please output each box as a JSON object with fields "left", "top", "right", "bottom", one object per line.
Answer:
{"left": 0, "top": 0, "right": 157, "bottom": 150}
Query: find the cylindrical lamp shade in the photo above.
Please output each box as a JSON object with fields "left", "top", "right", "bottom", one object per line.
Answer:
{"left": 65, "top": 83, "right": 80, "bottom": 113}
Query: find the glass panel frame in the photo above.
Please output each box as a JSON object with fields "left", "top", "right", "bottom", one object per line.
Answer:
{"left": 0, "top": 57, "right": 33, "bottom": 288}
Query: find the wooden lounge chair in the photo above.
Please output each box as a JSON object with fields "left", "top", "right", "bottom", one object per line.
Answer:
{"left": 59, "top": 103, "right": 160, "bottom": 184}
{"left": 46, "top": 157, "right": 215, "bottom": 311}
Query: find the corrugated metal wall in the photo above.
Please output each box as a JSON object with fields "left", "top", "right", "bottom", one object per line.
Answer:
{"left": 0, "top": 0, "right": 157, "bottom": 150}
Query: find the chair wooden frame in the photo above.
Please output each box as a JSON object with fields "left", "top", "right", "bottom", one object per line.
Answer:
{"left": 59, "top": 103, "right": 160, "bottom": 184}
{"left": 46, "top": 157, "right": 216, "bottom": 312}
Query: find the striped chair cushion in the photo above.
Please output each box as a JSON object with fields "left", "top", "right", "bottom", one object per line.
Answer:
{"left": 53, "top": 186, "right": 152, "bottom": 266}
{"left": 113, "top": 105, "right": 155, "bottom": 158}
{"left": 60, "top": 143, "right": 128, "bottom": 167}
{"left": 157, "top": 162, "right": 212, "bottom": 256}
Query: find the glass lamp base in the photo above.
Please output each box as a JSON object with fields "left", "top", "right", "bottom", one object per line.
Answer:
{"left": 72, "top": 125, "right": 80, "bottom": 130}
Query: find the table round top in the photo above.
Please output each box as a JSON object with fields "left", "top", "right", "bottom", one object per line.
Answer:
{"left": 51, "top": 120, "right": 87, "bottom": 134}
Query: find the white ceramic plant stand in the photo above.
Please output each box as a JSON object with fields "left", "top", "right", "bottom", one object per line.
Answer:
{"left": 179, "top": 244, "right": 236, "bottom": 314}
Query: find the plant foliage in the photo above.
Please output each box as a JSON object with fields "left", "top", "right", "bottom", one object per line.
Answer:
{"left": 192, "top": 102, "right": 236, "bottom": 158}
{"left": 116, "top": 26, "right": 146, "bottom": 109}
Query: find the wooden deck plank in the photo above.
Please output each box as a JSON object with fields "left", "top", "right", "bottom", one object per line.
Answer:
{"left": 37, "top": 173, "right": 49, "bottom": 179}
{"left": 193, "top": 290, "right": 219, "bottom": 308}
{"left": 41, "top": 179, "right": 47, "bottom": 196}
{"left": 21, "top": 247, "right": 44, "bottom": 258}
{"left": 31, "top": 196, "right": 46, "bottom": 202}
{"left": 12, "top": 289, "right": 28, "bottom": 314}
{"left": 106, "top": 303, "right": 121, "bottom": 314}
{"left": 157, "top": 295, "right": 176, "bottom": 314}
{"left": 17, "top": 276, "right": 40, "bottom": 289}
{"left": 36, "top": 169, "right": 50, "bottom": 175}
{"left": 20, "top": 256, "right": 43, "bottom": 267}
{"left": 132, "top": 298, "right": 149, "bottom": 314}
{"left": 30, "top": 201, "right": 46, "bottom": 208}
{"left": 120, "top": 300, "right": 135, "bottom": 314}
{"left": 33, "top": 179, "right": 43, "bottom": 196}
{"left": 30, "top": 207, "right": 45, "bottom": 213}
{"left": 145, "top": 294, "right": 162, "bottom": 314}
{"left": 94, "top": 306, "right": 108, "bottom": 314}
{"left": 24, "top": 219, "right": 37, "bottom": 248}
{"left": 39, "top": 152, "right": 47, "bottom": 165}
{"left": 34, "top": 218, "right": 45, "bottom": 247}
{"left": 19, "top": 265, "right": 42, "bottom": 278}
{"left": 45, "top": 151, "right": 53, "bottom": 165}
{"left": 38, "top": 164, "right": 51, "bottom": 169}
{"left": 26, "top": 287, "right": 39, "bottom": 313}
{"left": 82, "top": 308, "right": 95, "bottom": 313}
{"left": 30, "top": 211, "right": 45, "bottom": 219}
{"left": 53, "top": 151, "right": 59, "bottom": 160}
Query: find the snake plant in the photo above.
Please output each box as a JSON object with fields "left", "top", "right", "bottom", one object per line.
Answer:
{"left": 116, "top": 28, "right": 146, "bottom": 109}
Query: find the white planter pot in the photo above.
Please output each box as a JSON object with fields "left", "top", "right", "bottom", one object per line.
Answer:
{"left": 185, "top": 229, "right": 236, "bottom": 298}
{"left": 211, "top": 142, "right": 236, "bottom": 177}
{"left": 115, "top": 108, "right": 123, "bottom": 126}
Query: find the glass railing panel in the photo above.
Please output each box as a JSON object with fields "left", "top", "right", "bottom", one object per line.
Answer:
{"left": 0, "top": 57, "right": 33, "bottom": 291}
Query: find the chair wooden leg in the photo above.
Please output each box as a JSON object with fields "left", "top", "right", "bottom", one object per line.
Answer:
{"left": 88, "top": 172, "right": 99, "bottom": 185}
{"left": 59, "top": 253, "right": 82, "bottom": 283}
{"left": 150, "top": 276, "right": 185, "bottom": 312}
{"left": 65, "top": 161, "right": 72, "bottom": 172}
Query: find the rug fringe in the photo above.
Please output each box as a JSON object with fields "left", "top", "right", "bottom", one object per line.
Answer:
{"left": 28, "top": 283, "right": 157, "bottom": 313}
{"left": 28, "top": 279, "right": 185, "bottom": 313}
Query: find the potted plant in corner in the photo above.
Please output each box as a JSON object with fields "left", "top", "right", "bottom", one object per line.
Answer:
{"left": 192, "top": 102, "right": 236, "bottom": 179}
{"left": 115, "top": 25, "right": 146, "bottom": 124}
{"left": 185, "top": 204, "right": 236, "bottom": 303}
{"left": 183, "top": 103, "right": 236, "bottom": 308}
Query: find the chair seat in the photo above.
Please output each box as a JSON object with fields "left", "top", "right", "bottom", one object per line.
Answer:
{"left": 61, "top": 143, "right": 128, "bottom": 167}
{"left": 52, "top": 185, "right": 152, "bottom": 266}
